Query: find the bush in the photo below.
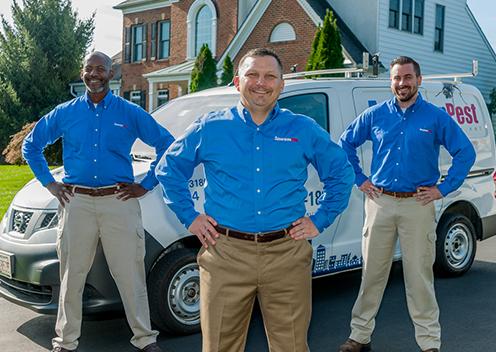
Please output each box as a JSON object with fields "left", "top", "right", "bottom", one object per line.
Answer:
{"left": 2, "top": 122, "right": 62, "bottom": 165}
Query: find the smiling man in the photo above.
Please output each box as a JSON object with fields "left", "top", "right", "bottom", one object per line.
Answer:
{"left": 338, "top": 56, "right": 476, "bottom": 352}
{"left": 156, "top": 48, "right": 354, "bottom": 352}
{"left": 23, "top": 51, "right": 173, "bottom": 352}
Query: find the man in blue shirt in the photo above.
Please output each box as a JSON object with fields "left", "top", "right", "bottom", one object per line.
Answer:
{"left": 338, "top": 56, "right": 476, "bottom": 352}
{"left": 23, "top": 52, "right": 173, "bottom": 352}
{"left": 156, "top": 48, "right": 354, "bottom": 352}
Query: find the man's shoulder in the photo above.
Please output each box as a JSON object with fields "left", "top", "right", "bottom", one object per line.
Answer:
{"left": 200, "top": 107, "right": 235, "bottom": 124}
{"left": 361, "top": 99, "right": 391, "bottom": 117}
{"left": 54, "top": 96, "right": 85, "bottom": 111}
{"left": 279, "top": 108, "right": 317, "bottom": 126}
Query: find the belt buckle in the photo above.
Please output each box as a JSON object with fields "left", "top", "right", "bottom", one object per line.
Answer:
{"left": 254, "top": 232, "right": 262, "bottom": 243}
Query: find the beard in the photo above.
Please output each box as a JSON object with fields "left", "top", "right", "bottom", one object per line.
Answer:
{"left": 394, "top": 85, "right": 418, "bottom": 102}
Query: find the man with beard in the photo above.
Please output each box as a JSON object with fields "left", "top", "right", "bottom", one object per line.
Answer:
{"left": 23, "top": 51, "right": 173, "bottom": 352}
{"left": 156, "top": 48, "right": 354, "bottom": 352}
{"left": 337, "top": 56, "right": 476, "bottom": 352}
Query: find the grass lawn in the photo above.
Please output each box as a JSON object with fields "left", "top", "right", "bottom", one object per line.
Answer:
{"left": 0, "top": 165, "right": 36, "bottom": 217}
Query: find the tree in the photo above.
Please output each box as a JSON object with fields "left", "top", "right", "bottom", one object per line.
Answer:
{"left": 189, "top": 44, "right": 217, "bottom": 93}
{"left": 306, "top": 26, "right": 321, "bottom": 71}
{"left": 0, "top": 0, "right": 94, "bottom": 162}
{"left": 306, "top": 9, "right": 344, "bottom": 72}
{"left": 220, "top": 55, "right": 234, "bottom": 86}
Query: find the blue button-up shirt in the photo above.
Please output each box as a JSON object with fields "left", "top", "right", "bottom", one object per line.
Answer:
{"left": 156, "top": 103, "right": 354, "bottom": 233}
{"left": 23, "top": 91, "right": 174, "bottom": 190}
{"left": 339, "top": 94, "right": 476, "bottom": 196}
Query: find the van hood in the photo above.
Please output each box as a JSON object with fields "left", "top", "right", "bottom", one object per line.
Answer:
{"left": 12, "top": 161, "right": 152, "bottom": 210}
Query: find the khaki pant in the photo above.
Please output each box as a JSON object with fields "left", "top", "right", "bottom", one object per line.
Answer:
{"left": 349, "top": 195, "right": 441, "bottom": 351}
{"left": 52, "top": 193, "right": 158, "bottom": 350}
{"left": 198, "top": 233, "right": 313, "bottom": 352}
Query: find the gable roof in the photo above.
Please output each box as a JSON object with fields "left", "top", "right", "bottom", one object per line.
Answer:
{"left": 216, "top": 0, "right": 371, "bottom": 70}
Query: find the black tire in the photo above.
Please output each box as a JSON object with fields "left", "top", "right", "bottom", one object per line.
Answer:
{"left": 147, "top": 248, "right": 200, "bottom": 334}
{"left": 434, "top": 213, "right": 476, "bottom": 277}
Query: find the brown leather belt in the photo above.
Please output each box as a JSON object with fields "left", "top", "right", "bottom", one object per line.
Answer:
{"left": 214, "top": 225, "right": 292, "bottom": 243}
{"left": 72, "top": 186, "right": 120, "bottom": 197}
{"left": 381, "top": 189, "right": 417, "bottom": 198}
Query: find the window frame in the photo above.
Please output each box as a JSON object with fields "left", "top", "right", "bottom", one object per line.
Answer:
{"left": 132, "top": 24, "right": 145, "bottom": 62}
{"left": 434, "top": 4, "right": 445, "bottom": 52}
{"left": 158, "top": 20, "right": 171, "bottom": 60}
{"left": 401, "top": 0, "right": 412, "bottom": 32}
{"left": 186, "top": 0, "right": 217, "bottom": 59}
{"left": 388, "top": 0, "right": 400, "bottom": 29}
{"left": 413, "top": 0, "right": 424, "bottom": 35}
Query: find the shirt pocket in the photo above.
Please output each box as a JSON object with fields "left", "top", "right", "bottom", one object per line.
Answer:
{"left": 104, "top": 122, "right": 135, "bottom": 154}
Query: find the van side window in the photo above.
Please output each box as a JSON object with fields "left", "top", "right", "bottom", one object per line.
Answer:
{"left": 278, "top": 93, "right": 329, "bottom": 131}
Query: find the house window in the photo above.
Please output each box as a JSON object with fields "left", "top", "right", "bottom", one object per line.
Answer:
{"left": 187, "top": 0, "right": 217, "bottom": 59}
{"left": 159, "top": 21, "right": 170, "bottom": 59}
{"left": 434, "top": 4, "right": 445, "bottom": 52}
{"left": 157, "top": 89, "right": 169, "bottom": 108}
{"left": 413, "top": 0, "right": 424, "bottom": 34}
{"left": 132, "top": 25, "right": 145, "bottom": 62}
{"left": 389, "top": 0, "right": 399, "bottom": 29}
{"left": 195, "top": 5, "right": 212, "bottom": 56}
{"left": 401, "top": 0, "right": 412, "bottom": 32}
{"left": 270, "top": 23, "right": 296, "bottom": 43}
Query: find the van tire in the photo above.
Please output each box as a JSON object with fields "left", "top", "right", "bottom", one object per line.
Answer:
{"left": 147, "top": 248, "right": 200, "bottom": 334}
{"left": 434, "top": 214, "right": 476, "bottom": 277}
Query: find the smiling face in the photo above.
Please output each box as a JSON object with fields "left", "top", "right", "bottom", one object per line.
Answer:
{"left": 81, "top": 53, "right": 114, "bottom": 102}
{"left": 233, "top": 55, "right": 284, "bottom": 124}
{"left": 390, "top": 63, "right": 422, "bottom": 108}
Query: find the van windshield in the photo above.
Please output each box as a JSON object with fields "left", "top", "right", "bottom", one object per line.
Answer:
{"left": 132, "top": 94, "right": 239, "bottom": 158}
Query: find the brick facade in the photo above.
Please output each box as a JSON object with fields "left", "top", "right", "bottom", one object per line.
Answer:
{"left": 118, "top": 0, "right": 319, "bottom": 110}
{"left": 233, "top": 0, "right": 317, "bottom": 73}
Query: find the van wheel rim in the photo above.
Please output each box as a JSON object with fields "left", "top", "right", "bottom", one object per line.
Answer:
{"left": 167, "top": 263, "right": 200, "bottom": 325}
{"left": 444, "top": 223, "right": 473, "bottom": 269}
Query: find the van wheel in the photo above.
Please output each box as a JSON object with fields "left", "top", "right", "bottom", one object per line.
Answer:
{"left": 147, "top": 248, "right": 200, "bottom": 334}
{"left": 434, "top": 214, "right": 476, "bottom": 277}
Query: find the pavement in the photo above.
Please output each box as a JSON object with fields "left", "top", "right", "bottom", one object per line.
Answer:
{"left": 1, "top": 236, "right": 495, "bottom": 352}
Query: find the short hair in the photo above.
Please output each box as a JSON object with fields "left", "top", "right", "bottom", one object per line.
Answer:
{"left": 390, "top": 56, "right": 421, "bottom": 76}
{"left": 238, "top": 48, "right": 283, "bottom": 76}
{"left": 84, "top": 51, "right": 113, "bottom": 71}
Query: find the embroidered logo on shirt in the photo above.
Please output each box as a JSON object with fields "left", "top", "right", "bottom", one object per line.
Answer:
{"left": 274, "top": 136, "right": 299, "bottom": 142}
{"left": 419, "top": 128, "right": 432, "bottom": 133}
{"left": 113, "top": 122, "right": 128, "bottom": 128}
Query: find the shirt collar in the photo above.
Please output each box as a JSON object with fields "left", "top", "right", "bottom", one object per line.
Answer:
{"left": 84, "top": 90, "right": 113, "bottom": 109}
{"left": 236, "top": 101, "right": 280, "bottom": 126}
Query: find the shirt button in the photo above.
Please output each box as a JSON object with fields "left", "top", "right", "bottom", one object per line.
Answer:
{"left": 256, "top": 168, "right": 260, "bottom": 172}
{"left": 257, "top": 189, "right": 261, "bottom": 193}
{"left": 397, "top": 147, "right": 401, "bottom": 150}
{"left": 400, "top": 132, "right": 404, "bottom": 135}
{"left": 396, "top": 162, "right": 399, "bottom": 166}
{"left": 94, "top": 144, "right": 98, "bottom": 147}
{"left": 95, "top": 128, "right": 98, "bottom": 132}
{"left": 94, "top": 176, "right": 97, "bottom": 179}
{"left": 394, "top": 178, "right": 398, "bottom": 182}
{"left": 256, "top": 146, "right": 260, "bottom": 151}
{"left": 257, "top": 211, "right": 261, "bottom": 215}
{"left": 256, "top": 127, "right": 260, "bottom": 131}
{"left": 403, "top": 118, "right": 406, "bottom": 120}
{"left": 96, "top": 114, "right": 99, "bottom": 117}
{"left": 93, "top": 159, "right": 97, "bottom": 162}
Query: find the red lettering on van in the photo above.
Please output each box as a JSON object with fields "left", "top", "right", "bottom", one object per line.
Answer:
{"left": 444, "top": 103, "right": 479, "bottom": 125}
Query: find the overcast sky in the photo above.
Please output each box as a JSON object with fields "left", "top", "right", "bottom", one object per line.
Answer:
{"left": 0, "top": 0, "right": 494, "bottom": 58}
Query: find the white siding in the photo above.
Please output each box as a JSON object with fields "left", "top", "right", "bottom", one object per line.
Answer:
{"left": 327, "top": 0, "right": 379, "bottom": 53}
{"left": 377, "top": 0, "right": 496, "bottom": 101}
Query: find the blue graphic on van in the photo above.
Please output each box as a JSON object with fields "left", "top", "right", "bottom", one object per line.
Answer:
{"left": 312, "top": 244, "right": 363, "bottom": 276}
{"left": 368, "top": 100, "right": 378, "bottom": 107}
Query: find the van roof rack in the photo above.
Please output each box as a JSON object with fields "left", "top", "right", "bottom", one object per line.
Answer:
{"left": 420, "top": 60, "right": 478, "bottom": 83}
{"left": 283, "top": 67, "right": 365, "bottom": 80}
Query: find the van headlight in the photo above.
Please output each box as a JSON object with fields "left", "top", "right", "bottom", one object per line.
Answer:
{"left": 34, "top": 211, "right": 59, "bottom": 231}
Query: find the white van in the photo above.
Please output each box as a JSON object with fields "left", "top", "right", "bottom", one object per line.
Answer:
{"left": 1, "top": 75, "right": 495, "bottom": 335}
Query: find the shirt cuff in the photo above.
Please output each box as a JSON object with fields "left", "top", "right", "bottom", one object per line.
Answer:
{"left": 355, "top": 173, "right": 368, "bottom": 187}
{"left": 183, "top": 210, "right": 201, "bottom": 229}
{"left": 140, "top": 176, "right": 158, "bottom": 191}
{"left": 309, "top": 213, "right": 330, "bottom": 233}
{"left": 436, "top": 183, "right": 450, "bottom": 197}
{"left": 39, "top": 172, "right": 56, "bottom": 187}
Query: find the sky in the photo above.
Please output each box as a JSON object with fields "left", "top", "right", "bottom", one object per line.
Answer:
{"left": 0, "top": 0, "right": 494, "bottom": 58}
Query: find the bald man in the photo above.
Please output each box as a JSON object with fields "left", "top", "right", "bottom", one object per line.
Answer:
{"left": 23, "top": 52, "right": 173, "bottom": 352}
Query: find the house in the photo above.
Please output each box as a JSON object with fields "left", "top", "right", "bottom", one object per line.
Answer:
{"left": 112, "top": 0, "right": 496, "bottom": 111}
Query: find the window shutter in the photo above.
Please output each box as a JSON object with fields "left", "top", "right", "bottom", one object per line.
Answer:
{"left": 140, "top": 90, "right": 147, "bottom": 109}
{"left": 124, "top": 27, "right": 131, "bottom": 63}
{"left": 142, "top": 24, "right": 148, "bottom": 60}
{"left": 151, "top": 22, "right": 157, "bottom": 59}
{"left": 123, "top": 91, "right": 130, "bottom": 101}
